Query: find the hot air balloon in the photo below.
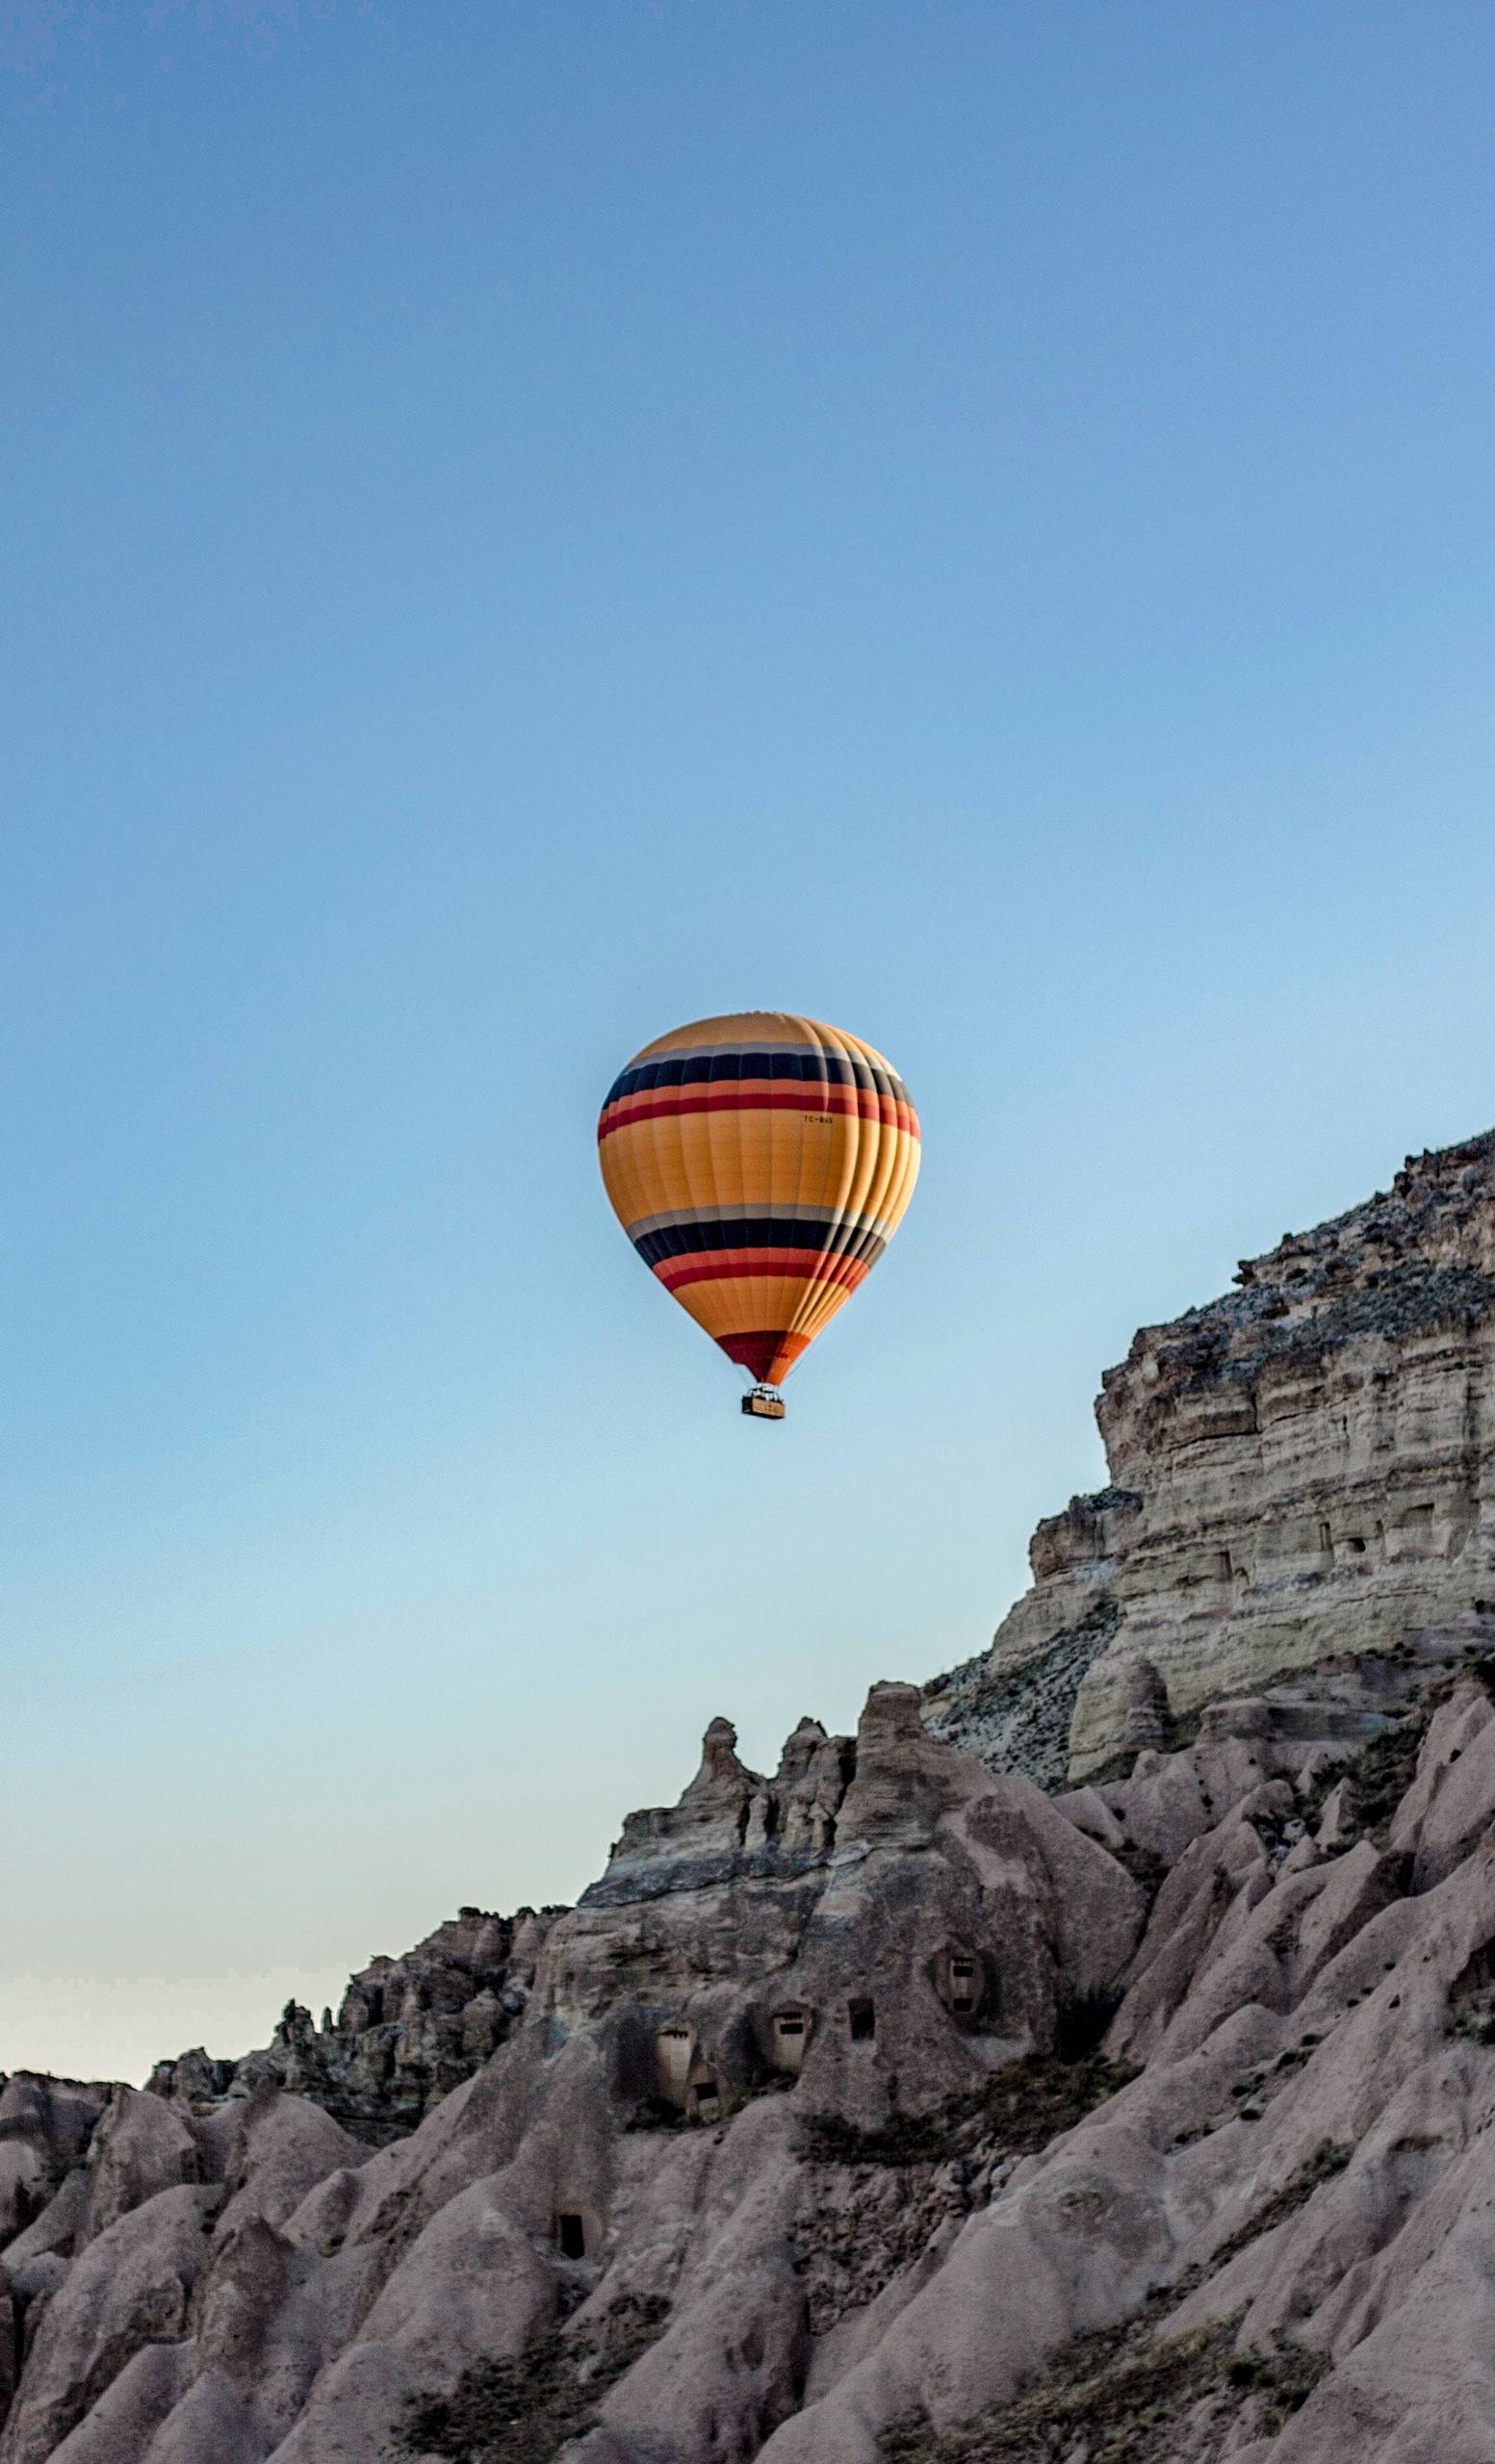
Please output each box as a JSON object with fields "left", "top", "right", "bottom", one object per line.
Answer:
{"left": 597, "top": 1012, "right": 920, "bottom": 1417}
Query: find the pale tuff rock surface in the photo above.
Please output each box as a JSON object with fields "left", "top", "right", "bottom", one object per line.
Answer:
{"left": 930, "top": 1126, "right": 1495, "bottom": 1784}
{"left": 147, "top": 1908, "right": 564, "bottom": 2149}
{"left": 10, "top": 1653, "right": 1495, "bottom": 2458}
{"left": 0, "top": 1689, "right": 1150, "bottom": 2463}
{"left": 13, "top": 1132, "right": 1495, "bottom": 2458}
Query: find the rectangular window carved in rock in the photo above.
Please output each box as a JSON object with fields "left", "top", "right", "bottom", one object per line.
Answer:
{"left": 656, "top": 2026, "right": 694, "bottom": 2098}
{"left": 848, "top": 1998, "right": 875, "bottom": 2041}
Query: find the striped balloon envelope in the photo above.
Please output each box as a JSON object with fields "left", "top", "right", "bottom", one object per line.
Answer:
{"left": 597, "top": 1012, "right": 919, "bottom": 1409}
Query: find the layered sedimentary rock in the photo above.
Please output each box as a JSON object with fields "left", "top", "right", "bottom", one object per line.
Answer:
{"left": 930, "top": 1126, "right": 1495, "bottom": 1782}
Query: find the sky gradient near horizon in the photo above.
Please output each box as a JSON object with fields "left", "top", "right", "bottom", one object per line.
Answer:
{"left": 7, "top": 0, "right": 1495, "bottom": 2084}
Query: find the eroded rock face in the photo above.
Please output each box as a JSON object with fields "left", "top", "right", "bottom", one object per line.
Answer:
{"left": 0, "top": 2081, "right": 110, "bottom": 2255}
{"left": 932, "top": 1127, "right": 1495, "bottom": 1782}
{"left": 15, "top": 1131, "right": 1495, "bottom": 2459}
{"left": 0, "top": 1690, "right": 1150, "bottom": 2463}
{"left": 149, "top": 1905, "right": 565, "bottom": 2148}
{"left": 9, "top": 1659, "right": 1495, "bottom": 2461}
{"left": 551, "top": 1683, "right": 1146, "bottom": 2128}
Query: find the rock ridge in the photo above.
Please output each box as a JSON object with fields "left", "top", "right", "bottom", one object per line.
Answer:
{"left": 10, "top": 1645, "right": 1495, "bottom": 2459}
{"left": 930, "top": 1123, "right": 1495, "bottom": 1783}
{"left": 147, "top": 1903, "right": 567, "bottom": 2148}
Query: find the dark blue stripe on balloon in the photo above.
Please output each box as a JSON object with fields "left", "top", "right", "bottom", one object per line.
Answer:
{"left": 630, "top": 1215, "right": 889, "bottom": 1268}
{"left": 603, "top": 1048, "right": 910, "bottom": 1109}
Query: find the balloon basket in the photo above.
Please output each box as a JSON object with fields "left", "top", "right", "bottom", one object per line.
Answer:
{"left": 742, "top": 1386, "right": 786, "bottom": 1421}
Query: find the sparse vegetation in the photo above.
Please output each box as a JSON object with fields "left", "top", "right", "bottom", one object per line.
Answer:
{"left": 876, "top": 2133, "right": 1350, "bottom": 2457}
{"left": 1108, "top": 1837, "right": 1168, "bottom": 1896}
{"left": 923, "top": 1601, "right": 1121, "bottom": 1795}
{"left": 881, "top": 2310, "right": 1326, "bottom": 2460}
{"left": 1452, "top": 1994, "right": 1495, "bottom": 2045}
{"left": 625, "top": 2075, "right": 788, "bottom": 2134}
{"left": 1337, "top": 1721, "right": 1427, "bottom": 1844}
{"left": 1302, "top": 1649, "right": 1495, "bottom": 1853}
{"left": 1160, "top": 1261, "right": 1495, "bottom": 1399}
{"left": 1207, "top": 2140, "right": 1352, "bottom": 2271}
{"left": 798, "top": 2052, "right": 1137, "bottom": 2170}
{"left": 1224, "top": 2342, "right": 1326, "bottom": 2419}
{"left": 400, "top": 2296, "right": 669, "bottom": 2464}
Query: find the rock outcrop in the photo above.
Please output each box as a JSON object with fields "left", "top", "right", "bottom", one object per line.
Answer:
{"left": 10, "top": 1647, "right": 1495, "bottom": 2460}
{"left": 930, "top": 1126, "right": 1495, "bottom": 1782}
{"left": 146, "top": 1906, "right": 565, "bottom": 2148}
{"left": 13, "top": 1122, "right": 1495, "bottom": 2459}
{"left": 0, "top": 1687, "right": 1155, "bottom": 2462}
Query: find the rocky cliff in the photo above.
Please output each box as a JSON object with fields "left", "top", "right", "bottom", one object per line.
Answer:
{"left": 11, "top": 1644, "right": 1495, "bottom": 2462}
{"left": 145, "top": 1907, "right": 565, "bottom": 2148}
{"left": 10, "top": 1124, "right": 1495, "bottom": 2460}
{"left": 929, "top": 1126, "right": 1495, "bottom": 1784}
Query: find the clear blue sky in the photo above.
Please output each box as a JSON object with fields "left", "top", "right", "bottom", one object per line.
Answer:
{"left": 6, "top": 0, "right": 1495, "bottom": 2082}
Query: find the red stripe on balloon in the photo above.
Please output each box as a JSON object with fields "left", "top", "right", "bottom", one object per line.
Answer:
{"left": 654, "top": 1250, "right": 870, "bottom": 1295}
{"left": 598, "top": 1088, "right": 917, "bottom": 1141}
{"left": 717, "top": 1331, "right": 812, "bottom": 1379}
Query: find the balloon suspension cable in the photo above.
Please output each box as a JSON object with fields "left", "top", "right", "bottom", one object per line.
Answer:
{"left": 741, "top": 1384, "right": 786, "bottom": 1421}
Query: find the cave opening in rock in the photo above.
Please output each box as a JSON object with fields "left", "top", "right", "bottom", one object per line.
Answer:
{"left": 556, "top": 2213, "right": 585, "bottom": 2260}
{"left": 848, "top": 1997, "right": 875, "bottom": 2041}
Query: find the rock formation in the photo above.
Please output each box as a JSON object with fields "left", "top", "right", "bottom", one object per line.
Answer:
{"left": 930, "top": 1125, "right": 1495, "bottom": 1783}
{"left": 9, "top": 1630, "right": 1495, "bottom": 2460}
{"left": 10, "top": 1645, "right": 1495, "bottom": 2459}
{"left": 1119, "top": 1652, "right": 1173, "bottom": 1756}
{"left": 10, "top": 1122, "right": 1495, "bottom": 2458}
{"left": 0, "top": 1687, "right": 1154, "bottom": 2462}
{"left": 145, "top": 1908, "right": 565, "bottom": 2148}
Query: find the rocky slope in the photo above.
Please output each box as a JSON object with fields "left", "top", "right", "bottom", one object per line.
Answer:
{"left": 10, "top": 1651, "right": 1495, "bottom": 2462}
{"left": 9, "top": 1123, "right": 1495, "bottom": 2461}
{"left": 144, "top": 1908, "right": 565, "bottom": 2148}
{"left": 929, "top": 1126, "right": 1495, "bottom": 1784}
